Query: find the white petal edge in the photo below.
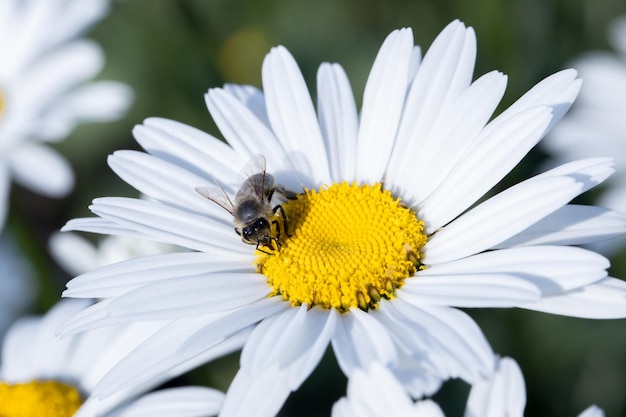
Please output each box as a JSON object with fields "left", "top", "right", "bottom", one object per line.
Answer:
{"left": 495, "top": 205, "right": 626, "bottom": 248}
{"left": 409, "top": 245, "right": 609, "bottom": 297}
{"left": 8, "top": 143, "right": 74, "bottom": 197}
{"left": 521, "top": 277, "right": 626, "bottom": 319}
{"left": 356, "top": 28, "right": 414, "bottom": 183}
{"left": 330, "top": 308, "right": 398, "bottom": 377}
{"left": 464, "top": 356, "right": 525, "bottom": 417}
{"left": 91, "top": 302, "right": 279, "bottom": 398}
{"left": 418, "top": 105, "right": 552, "bottom": 232}
{"left": 386, "top": 21, "right": 478, "bottom": 203}
{"left": 317, "top": 62, "right": 358, "bottom": 183}
{"left": 205, "top": 87, "right": 301, "bottom": 187}
{"left": 262, "top": 46, "right": 331, "bottom": 184}
{"left": 64, "top": 252, "right": 253, "bottom": 299}
{"left": 86, "top": 197, "right": 247, "bottom": 255}
{"left": 424, "top": 158, "right": 614, "bottom": 264}
{"left": 100, "top": 387, "right": 224, "bottom": 417}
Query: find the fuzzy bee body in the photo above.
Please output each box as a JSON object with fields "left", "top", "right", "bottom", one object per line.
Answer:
{"left": 196, "top": 158, "right": 295, "bottom": 252}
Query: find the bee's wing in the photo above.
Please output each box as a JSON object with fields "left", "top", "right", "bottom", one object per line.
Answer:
{"left": 242, "top": 154, "right": 267, "bottom": 175}
{"left": 195, "top": 185, "right": 235, "bottom": 215}
{"left": 240, "top": 154, "right": 271, "bottom": 198}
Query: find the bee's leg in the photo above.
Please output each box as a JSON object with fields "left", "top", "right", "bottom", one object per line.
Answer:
{"left": 271, "top": 219, "right": 281, "bottom": 241}
{"left": 272, "top": 204, "right": 292, "bottom": 237}
{"left": 274, "top": 185, "right": 297, "bottom": 200}
{"left": 270, "top": 220, "right": 280, "bottom": 250}
{"left": 255, "top": 241, "right": 273, "bottom": 255}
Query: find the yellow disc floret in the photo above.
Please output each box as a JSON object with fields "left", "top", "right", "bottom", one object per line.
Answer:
{"left": 0, "top": 380, "right": 83, "bottom": 417}
{"left": 257, "top": 182, "right": 427, "bottom": 311}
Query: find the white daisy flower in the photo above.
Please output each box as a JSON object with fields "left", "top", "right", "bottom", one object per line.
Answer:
{"left": 544, "top": 16, "right": 626, "bottom": 253}
{"left": 0, "top": 0, "right": 133, "bottom": 230}
{"left": 0, "top": 299, "right": 231, "bottom": 417}
{"left": 60, "top": 20, "right": 626, "bottom": 417}
{"left": 332, "top": 358, "right": 603, "bottom": 417}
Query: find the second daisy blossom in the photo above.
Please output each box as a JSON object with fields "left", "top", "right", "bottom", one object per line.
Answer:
{"left": 61, "top": 20, "right": 626, "bottom": 417}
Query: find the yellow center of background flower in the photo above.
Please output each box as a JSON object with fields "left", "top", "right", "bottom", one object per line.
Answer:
{"left": 0, "top": 380, "right": 83, "bottom": 417}
{"left": 257, "top": 182, "right": 427, "bottom": 311}
{"left": 0, "top": 91, "right": 4, "bottom": 119}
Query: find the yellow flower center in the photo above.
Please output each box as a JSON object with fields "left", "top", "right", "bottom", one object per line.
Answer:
{"left": 0, "top": 90, "right": 4, "bottom": 119}
{"left": 0, "top": 380, "right": 83, "bottom": 417}
{"left": 257, "top": 182, "right": 427, "bottom": 311}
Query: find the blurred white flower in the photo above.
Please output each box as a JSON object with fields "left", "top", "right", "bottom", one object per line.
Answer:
{"left": 0, "top": 299, "right": 233, "bottom": 417}
{"left": 0, "top": 233, "right": 36, "bottom": 341}
{"left": 544, "top": 16, "right": 626, "bottom": 253}
{"left": 0, "top": 0, "right": 133, "bottom": 230}
{"left": 49, "top": 231, "right": 179, "bottom": 277}
{"left": 332, "top": 358, "right": 603, "bottom": 417}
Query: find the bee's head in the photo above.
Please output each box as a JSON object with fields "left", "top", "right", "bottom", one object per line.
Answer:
{"left": 237, "top": 218, "right": 272, "bottom": 245}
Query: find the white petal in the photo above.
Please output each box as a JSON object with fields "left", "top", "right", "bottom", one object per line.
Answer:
{"left": 2, "top": 299, "right": 92, "bottom": 380}
{"left": 219, "top": 365, "right": 291, "bottom": 417}
{"left": 386, "top": 21, "right": 478, "bottom": 201}
{"left": 205, "top": 88, "right": 300, "bottom": 186}
{"left": 92, "top": 305, "right": 268, "bottom": 398}
{"left": 285, "top": 308, "right": 338, "bottom": 388}
{"left": 413, "top": 400, "right": 445, "bottom": 417}
{"left": 377, "top": 300, "right": 494, "bottom": 383}
{"left": 63, "top": 217, "right": 168, "bottom": 241}
{"left": 133, "top": 118, "right": 243, "bottom": 184}
{"left": 178, "top": 298, "right": 288, "bottom": 362}
{"left": 1, "top": 318, "right": 40, "bottom": 380}
{"left": 58, "top": 299, "right": 119, "bottom": 335}
{"left": 19, "top": 41, "right": 103, "bottom": 125}
{"left": 412, "top": 245, "right": 608, "bottom": 296}
{"left": 495, "top": 205, "right": 626, "bottom": 248}
{"left": 108, "top": 151, "right": 223, "bottom": 216}
{"left": 317, "top": 63, "right": 358, "bottom": 182}
{"left": 356, "top": 28, "right": 414, "bottom": 183}
{"left": 339, "top": 363, "right": 417, "bottom": 417}
{"left": 56, "top": 81, "right": 133, "bottom": 122}
{"left": 424, "top": 158, "right": 614, "bottom": 264}
{"left": 418, "top": 105, "right": 552, "bottom": 232}
{"left": 87, "top": 197, "right": 247, "bottom": 255}
{"left": 106, "top": 387, "right": 224, "bottom": 417}
{"left": 222, "top": 83, "right": 270, "bottom": 126}
{"left": 521, "top": 277, "right": 626, "bottom": 319}
{"left": 103, "top": 273, "right": 268, "bottom": 320}
{"left": 577, "top": 405, "right": 605, "bottom": 417}
{"left": 49, "top": 232, "right": 98, "bottom": 276}
{"left": 391, "top": 352, "right": 445, "bottom": 398}
{"left": 262, "top": 46, "right": 331, "bottom": 183}
{"left": 331, "top": 308, "right": 398, "bottom": 376}
{"left": 465, "top": 357, "right": 525, "bottom": 417}
{"left": 8, "top": 143, "right": 74, "bottom": 197}
{"left": 406, "top": 46, "right": 423, "bottom": 85}
{"left": 64, "top": 252, "right": 252, "bottom": 298}
{"left": 496, "top": 69, "right": 581, "bottom": 132}
{"left": 241, "top": 306, "right": 336, "bottom": 389}
{"left": 400, "top": 273, "right": 540, "bottom": 307}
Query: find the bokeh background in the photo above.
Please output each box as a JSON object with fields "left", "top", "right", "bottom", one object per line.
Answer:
{"left": 5, "top": 0, "right": 626, "bottom": 416}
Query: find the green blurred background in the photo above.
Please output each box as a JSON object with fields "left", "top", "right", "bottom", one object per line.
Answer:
{"left": 7, "top": 0, "right": 626, "bottom": 416}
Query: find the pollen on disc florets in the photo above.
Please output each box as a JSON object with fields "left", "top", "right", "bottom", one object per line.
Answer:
{"left": 257, "top": 181, "right": 427, "bottom": 312}
{"left": 0, "top": 380, "right": 83, "bottom": 417}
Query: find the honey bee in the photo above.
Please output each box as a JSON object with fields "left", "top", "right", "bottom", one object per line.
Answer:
{"left": 196, "top": 157, "right": 296, "bottom": 253}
